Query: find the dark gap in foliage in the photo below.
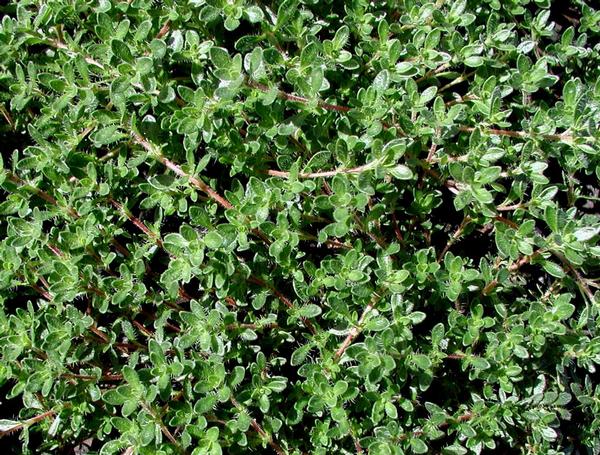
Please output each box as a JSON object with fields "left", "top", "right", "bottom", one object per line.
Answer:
{"left": 545, "top": 156, "right": 571, "bottom": 207}
{"left": 451, "top": 229, "right": 496, "bottom": 263}
{"left": 575, "top": 171, "right": 600, "bottom": 215}
{"left": 548, "top": 1, "right": 584, "bottom": 30}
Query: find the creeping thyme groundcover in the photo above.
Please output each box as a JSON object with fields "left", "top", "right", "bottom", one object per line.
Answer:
{"left": 0, "top": 0, "right": 600, "bottom": 454}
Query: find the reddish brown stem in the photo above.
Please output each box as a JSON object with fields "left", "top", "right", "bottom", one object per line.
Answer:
{"left": 415, "top": 63, "right": 451, "bottom": 83}
{"left": 458, "top": 126, "right": 572, "bottom": 142}
{"left": 0, "top": 104, "right": 14, "bottom": 129}
{"left": 482, "top": 251, "right": 541, "bottom": 295}
{"left": 426, "top": 134, "right": 440, "bottom": 163}
{"left": 248, "top": 275, "right": 316, "bottom": 335}
{"left": 267, "top": 158, "right": 379, "bottom": 179}
{"left": 334, "top": 291, "right": 384, "bottom": 360}
{"left": 159, "top": 156, "right": 234, "bottom": 210}
{"left": 7, "top": 173, "right": 79, "bottom": 218}
{"left": 230, "top": 398, "right": 286, "bottom": 455}
{"left": 0, "top": 410, "right": 56, "bottom": 437}
{"left": 141, "top": 402, "right": 186, "bottom": 454}
{"left": 437, "top": 217, "right": 471, "bottom": 262}
{"left": 391, "top": 212, "right": 405, "bottom": 245}
{"left": 156, "top": 20, "right": 171, "bottom": 39}
{"left": 89, "top": 326, "right": 110, "bottom": 343}
{"left": 493, "top": 216, "right": 519, "bottom": 230}
{"left": 130, "top": 131, "right": 232, "bottom": 211}
{"left": 398, "top": 411, "right": 474, "bottom": 440}
{"left": 30, "top": 282, "right": 52, "bottom": 301}
{"left": 62, "top": 373, "right": 124, "bottom": 382}
{"left": 247, "top": 80, "right": 350, "bottom": 113}
{"left": 133, "top": 320, "right": 155, "bottom": 337}
{"left": 496, "top": 203, "right": 525, "bottom": 212}
{"left": 130, "top": 132, "right": 317, "bottom": 335}
{"left": 109, "top": 198, "right": 164, "bottom": 247}
{"left": 445, "top": 353, "right": 466, "bottom": 359}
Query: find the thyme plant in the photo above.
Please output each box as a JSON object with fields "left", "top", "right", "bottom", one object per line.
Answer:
{"left": 0, "top": 0, "right": 599, "bottom": 454}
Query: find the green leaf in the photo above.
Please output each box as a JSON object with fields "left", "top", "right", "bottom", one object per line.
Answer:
{"left": 291, "top": 344, "right": 311, "bottom": 366}
{"left": 111, "top": 39, "right": 133, "bottom": 63}
{"left": 0, "top": 420, "right": 20, "bottom": 432}
{"left": 410, "top": 438, "right": 428, "bottom": 454}
{"left": 210, "top": 47, "right": 230, "bottom": 68}
{"left": 542, "top": 261, "right": 565, "bottom": 278}
{"left": 301, "top": 42, "right": 318, "bottom": 68}
{"left": 540, "top": 427, "right": 557, "bottom": 441}
{"left": 470, "top": 357, "right": 491, "bottom": 370}
{"left": 207, "top": 426, "right": 220, "bottom": 442}
{"left": 158, "top": 85, "right": 176, "bottom": 103}
{"left": 276, "top": 0, "right": 298, "bottom": 29}
{"left": 92, "top": 126, "right": 124, "bottom": 146}
{"left": 412, "top": 354, "right": 432, "bottom": 370}
{"left": 443, "top": 444, "right": 468, "bottom": 455}
{"left": 420, "top": 86, "right": 437, "bottom": 104}
{"left": 168, "top": 30, "right": 184, "bottom": 52}
{"left": 478, "top": 166, "right": 502, "bottom": 184}
{"left": 164, "top": 233, "right": 187, "bottom": 252}
{"left": 574, "top": 227, "right": 599, "bottom": 242}
{"left": 554, "top": 301, "right": 575, "bottom": 320}
{"left": 472, "top": 187, "right": 494, "bottom": 204}
{"left": 382, "top": 138, "right": 406, "bottom": 158}
{"left": 333, "top": 26, "right": 349, "bottom": 50}
{"left": 200, "top": 5, "right": 221, "bottom": 22}
{"left": 388, "top": 164, "right": 413, "bottom": 180}
{"left": 268, "top": 379, "right": 287, "bottom": 392}
{"left": 372, "top": 70, "right": 389, "bottom": 93}
{"left": 103, "top": 389, "right": 127, "bottom": 405}
{"left": 408, "top": 311, "right": 426, "bottom": 324}
{"left": 298, "top": 304, "right": 322, "bottom": 318}
{"left": 464, "top": 56, "right": 484, "bottom": 67}
{"left": 544, "top": 205, "right": 558, "bottom": 232}
{"left": 204, "top": 231, "right": 223, "bottom": 249}
{"left": 245, "top": 6, "right": 264, "bottom": 23}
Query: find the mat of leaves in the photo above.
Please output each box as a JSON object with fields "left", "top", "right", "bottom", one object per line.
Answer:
{"left": 0, "top": 1, "right": 599, "bottom": 454}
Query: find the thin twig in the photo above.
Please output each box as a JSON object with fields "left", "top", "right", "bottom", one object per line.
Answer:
{"left": 391, "top": 211, "right": 406, "bottom": 245}
{"left": 551, "top": 250, "right": 596, "bottom": 304}
{"left": 439, "top": 71, "right": 476, "bottom": 93}
{"left": 266, "top": 160, "right": 378, "bottom": 179}
{"left": 109, "top": 198, "right": 164, "bottom": 247}
{"left": 155, "top": 20, "right": 171, "bottom": 39}
{"left": 247, "top": 275, "right": 316, "bottom": 335}
{"left": 141, "top": 403, "right": 186, "bottom": 454}
{"left": 0, "top": 410, "right": 56, "bottom": 437}
{"left": 458, "top": 126, "right": 573, "bottom": 142}
{"left": 0, "top": 104, "right": 14, "bottom": 129}
{"left": 426, "top": 137, "right": 439, "bottom": 163}
{"left": 437, "top": 216, "right": 472, "bottom": 262}
{"left": 247, "top": 79, "right": 350, "bottom": 113}
{"left": 230, "top": 398, "right": 286, "bottom": 455}
{"left": 62, "top": 373, "right": 124, "bottom": 382}
{"left": 7, "top": 172, "right": 79, "bottom": 218}
{"left": 496, "top": 203, "right": 526, "bottom": 212}
{"left": 482, "top": 251, "right": 541, "bottom": 296}
{"left": 334, "top": 290, "right": 384, "bottom": 360}
{"left": 415, "top": 63, "right": 451, "bottom": 83}
{"left": 398, "top": 411, "right": 474, "bottom": 441}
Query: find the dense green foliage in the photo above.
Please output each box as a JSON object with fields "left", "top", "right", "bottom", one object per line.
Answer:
{"left": 0, "top": 0, "right": 599, "bottom": 453}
